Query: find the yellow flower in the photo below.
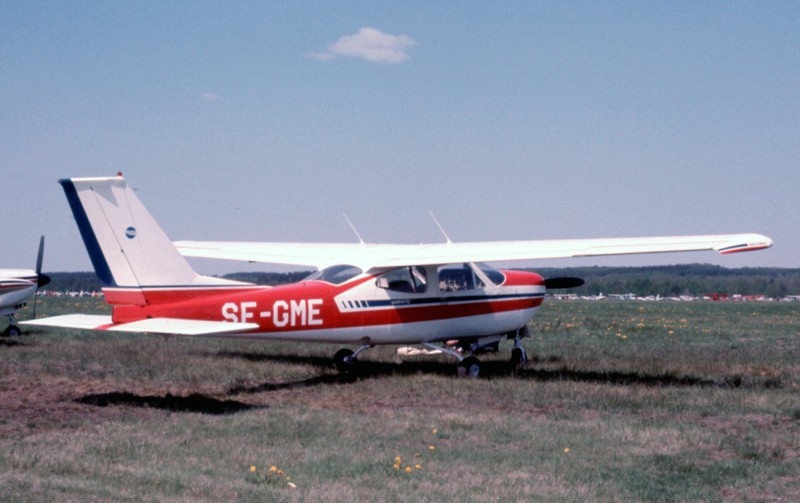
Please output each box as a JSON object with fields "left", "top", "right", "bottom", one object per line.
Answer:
{"left": 270, "top": 466, "right": 277, "bottom": 473}
{"left": 415, "top": 464, "right": 422, "bottom": 470}
{"left": 563, "top": 448, "right": 570, "bottom": 453}
{"left": 432, "top": 428, "right": 438, "bottom": 434}
{"left": 250, "top": 466, "right": 256, "bottom": 473}
{"left": 395, "top": 455, "right": 402, "bottom": 463}
{"left": 428, "top": 445, "right": 436, "bottom": 450}
{"left": 393, "top": 464, "right": 400, "bottom": 470}
{"left": 277, "top": 469, "right": 284, "bottom": 476}
{"left": 405, "top": 466, "right": 412, "bottom": 473}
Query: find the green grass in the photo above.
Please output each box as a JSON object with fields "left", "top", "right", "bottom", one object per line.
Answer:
{"left": 1, "top": 298, "right": 798, "bottom": 502}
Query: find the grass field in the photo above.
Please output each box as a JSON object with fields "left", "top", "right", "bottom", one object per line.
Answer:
{"left": 1, "top": 297, "right": 798, "bottom": 502}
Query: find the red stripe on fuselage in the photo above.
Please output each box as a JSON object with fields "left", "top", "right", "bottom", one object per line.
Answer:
{"left": 107, "top": 278, "right": 373, "bottom": 324}
{"left": 337, "top": 297, "right": 543, "bottom": 329}
{"left": 0, "top": 281, "right": 34, "bottom": 294}
{"left": 103, "top": 285, "right": 266, "bottom": 305}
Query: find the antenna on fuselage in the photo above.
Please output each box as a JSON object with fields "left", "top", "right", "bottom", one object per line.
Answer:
{"left": 343, "top": 213, "right": 365, "bottom": 245}
{"left": 429, "top": 211, "right": 453, "bottom": 244}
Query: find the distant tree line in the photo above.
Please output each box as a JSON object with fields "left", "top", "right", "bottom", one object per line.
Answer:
{"left": 42, "top": 265, "right": 800, "bottom": 298}
{"left": 43, "top": 272, "right": 102, "bottom": 293}
{"left": 533, "top": 264, "right": 800, "bottom": 298}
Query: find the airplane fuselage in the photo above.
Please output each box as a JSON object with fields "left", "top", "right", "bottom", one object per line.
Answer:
{"left": 102, "top": 267, "right": 545, "bottom": 344}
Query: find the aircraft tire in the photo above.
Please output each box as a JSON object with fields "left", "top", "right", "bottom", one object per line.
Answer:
{"left": 333, "top": 348, "right": 355, "bottom": 371}
{"left": 457, "top": 357, "right": 481, "bottom": 378}
{"left": 3, "top": 325, "right": 21, "bottom": 338}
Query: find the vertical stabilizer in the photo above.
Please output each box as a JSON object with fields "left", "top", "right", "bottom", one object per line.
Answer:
{"left": 60, "top": 176, "right": 242, "bottom": 292}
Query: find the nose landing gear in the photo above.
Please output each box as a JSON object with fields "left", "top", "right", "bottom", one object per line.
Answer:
{"left": 457, "top": 356, "right": 481, "bottom": 378}
{"left": 510, "top": 327, "right": 529, "bottom": 367}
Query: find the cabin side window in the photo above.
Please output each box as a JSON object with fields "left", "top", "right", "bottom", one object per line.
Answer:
{"left": 376, "top": 266, "right": 428, "bottom": 293}
{"left": 437, "top": 263, "right": 485, "bottom": 292}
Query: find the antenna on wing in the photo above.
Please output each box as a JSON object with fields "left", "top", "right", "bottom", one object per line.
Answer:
{"left": 343, "top": 213, "right": 365, "bottom": 245}
{"left": 429, "top": 211, "right": 453, "bottom": 244}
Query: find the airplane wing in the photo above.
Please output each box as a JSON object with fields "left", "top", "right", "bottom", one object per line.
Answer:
{"left": 174, "top": 241, "right": 380, "bottom": 270}
{"left": 175, "top": 233, "right": 772, "bottom": 271}
{"left": 21, "top": 314, "right": 259, "bottom": 336}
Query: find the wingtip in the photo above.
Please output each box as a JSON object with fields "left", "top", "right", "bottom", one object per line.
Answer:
{"left": 715, "top": 234, "right": 773, "bottom": 254}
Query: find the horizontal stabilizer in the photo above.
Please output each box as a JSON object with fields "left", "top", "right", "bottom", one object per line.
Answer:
{"left": 107, "top": 318, "right": 258, "bottom": 335}
{"left": 22, "top": 315, "right": 258, "bottom": 335}
{"left": 22, "top": 314, "right": 113, "bottom": 330}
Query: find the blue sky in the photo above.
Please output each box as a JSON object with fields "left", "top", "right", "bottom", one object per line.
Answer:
{"left": 2, "top": 1, "right": 797, "bottom": 274}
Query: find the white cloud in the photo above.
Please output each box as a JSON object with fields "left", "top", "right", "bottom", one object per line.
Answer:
{"left": 310, "top": 27, "right": 417, "bottom": 63}
{"left": 200, "top": 92, "right": 221, "bottom": 102}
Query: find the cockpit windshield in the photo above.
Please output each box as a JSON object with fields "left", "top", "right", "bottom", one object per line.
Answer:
{"left": 304, "top": 265, "right": 363, "bottom": 285}
{"left": 476, "top": 262, "right": 506, "bottom": 285}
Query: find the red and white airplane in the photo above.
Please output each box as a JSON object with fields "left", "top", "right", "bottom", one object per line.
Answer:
{"left": 2, "top": 236, "right": 50, "bottom": 337}
{"left": 24, "top": 175, "right": 772, "bottom": 376}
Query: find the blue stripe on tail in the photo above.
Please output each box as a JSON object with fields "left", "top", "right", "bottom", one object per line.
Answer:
{"left": 59, "top": 179, "right": 116, "bottom": 287}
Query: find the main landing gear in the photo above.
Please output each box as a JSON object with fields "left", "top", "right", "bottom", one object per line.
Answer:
{"left": 332, "top": 344, "right": 373, "bottom": 371}
{"left": 446, "top": 327, "right": 531, "bottom": 378}
{"left": 330, "top": 326, "right": 532, "bottom": 378}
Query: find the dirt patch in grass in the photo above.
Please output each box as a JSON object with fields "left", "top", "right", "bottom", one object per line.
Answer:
{"left": 0, "top": 374, "right": 124, "bottom": 437}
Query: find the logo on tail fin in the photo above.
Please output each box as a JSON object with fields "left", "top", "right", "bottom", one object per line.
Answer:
{"left": 125, "top": 227, "right": 137, "bottom": 239}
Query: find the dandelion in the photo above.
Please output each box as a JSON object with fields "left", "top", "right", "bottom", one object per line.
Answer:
{"left": 432, "top": 428, "right": 438, "bottom": 434}
{"left": 415, "top": 464, "right": 422, "bottom": 470}
{"left": 250, "top": 465, "right": 256, "bottom": 473}
{"left": 405, "top": 466, "right": 412, "bottom": 473}
{"left": 563, "top": 448, "right": 570, "bottom": 453}
{"left": 428, "top": 445, "right": 435, "bottom": 450}
{"left": 270, "top": 466, "right": 277, "bottom": 473}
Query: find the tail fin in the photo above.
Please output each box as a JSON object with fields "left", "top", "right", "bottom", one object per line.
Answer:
{"left": 60, "top": 175, "right": 246, "bottom": 304}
